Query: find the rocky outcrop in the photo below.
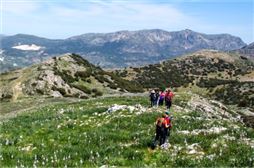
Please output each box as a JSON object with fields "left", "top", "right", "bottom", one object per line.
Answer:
{"left": 0, "top": 54, "right": 143, "bottom": 100}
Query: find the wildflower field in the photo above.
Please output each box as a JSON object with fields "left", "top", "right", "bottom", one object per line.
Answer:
{"left": 0, "top": 93, "right": 253, "bottom": 167}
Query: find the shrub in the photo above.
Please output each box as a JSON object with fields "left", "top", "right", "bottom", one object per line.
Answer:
{"left": 95, "top": 75, "right": 107, "bottom": 83}
{"left": 52, "top": 86, "right": 66, "bottom": 96}
{"left": 70, "top": 53, "right": 93, "bottom": 67}
{"left": 92, "top": 88, "right": 103, "bottom": 96}
{"left": 238, "top": 99, "right": 248, "bottom": 107}
{"left": 197, "top": 78, "right": 236, "bottom": 88}
{"left": 86, "top": 78, "right": 92, "bottom": 83}
{"left": 54, "top": 69, "right": 76, "bottom": 83}
{"left": 75, "top": 70, "right": 91, "bottom": 79}
{"left": 71, "top": 84, "right": 92, "bottom": 94}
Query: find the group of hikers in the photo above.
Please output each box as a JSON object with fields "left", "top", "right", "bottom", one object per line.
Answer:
{"left": 149, "top": 89, "right": 174, "bottom": 149}
{"left": 149, "top": 89, "right": 174, "bottom": 109}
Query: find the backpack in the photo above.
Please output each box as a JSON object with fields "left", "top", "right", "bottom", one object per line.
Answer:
{"left": 165, "top": 94, "right": 171, "bottom": 101}
{"left": 156, "top": 117, "right": 165, "bottom": 127}
{"left": 165, "top": 91, "right": 173, "bottom": 101}
{"left": 165, "top": 116, "right": 172, "bottom": 128}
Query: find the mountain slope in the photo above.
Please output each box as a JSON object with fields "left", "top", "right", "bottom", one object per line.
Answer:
{"left": 0, "top": 29, "right": 246, "bottom": 72}
{"left": 0, "top": 54, "right": 143, "bottom": 101}
{"left": 113, "top": 50, "right": 254, "bottom": 107}
{"left": 234, "top": 42, "right": 254, "bottom": 59}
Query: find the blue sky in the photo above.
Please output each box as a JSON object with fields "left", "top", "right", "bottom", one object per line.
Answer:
{"left": 2, "top": 0, "right": 253, "bottom": 43}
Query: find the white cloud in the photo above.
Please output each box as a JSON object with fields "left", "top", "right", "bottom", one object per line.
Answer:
{"left": 50, "top": 5, "right": 103, "bottom": 18}
{"left": 3, "top": 1, "right": 40, "bottom": 15}
{"left": 2, "top": 0, "right": 252, "bottom": 43}
{"left": 46, "top": 1, "right": 196, "bottom": 31}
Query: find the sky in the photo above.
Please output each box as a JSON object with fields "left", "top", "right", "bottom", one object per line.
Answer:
{"left": 1, "top": 0, "right": 253, "bottom": 43}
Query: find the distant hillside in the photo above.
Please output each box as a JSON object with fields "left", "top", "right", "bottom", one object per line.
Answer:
{"left": 0, "top": 29, "right": 246, "bottom": 72}
{"left": 0, "top": 54, "right": 143, "bottom": 100}
{"left": 113, "top": 50, "right": 254, "bottom": 107}
{"left": 234, "top": 42, "right": 254, "bottom": 58}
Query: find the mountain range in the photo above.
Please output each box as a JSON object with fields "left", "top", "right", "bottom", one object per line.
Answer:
{"left": 0, "top": 29, "right": 247, "bottom": 72}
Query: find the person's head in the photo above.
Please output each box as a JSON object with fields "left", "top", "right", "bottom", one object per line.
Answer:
{"left": 151, "top": 90, "right": 155, "bottom": 93}
{"left": 165, "top": 111, "right": 170, "bottom": 116}
{"left": 162, "top": 113, "right": 167, "bottom": 118}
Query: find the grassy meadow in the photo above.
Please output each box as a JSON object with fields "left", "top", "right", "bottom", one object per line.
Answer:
{"left": 0, "top": 94, "right": 253, "bottom": 167}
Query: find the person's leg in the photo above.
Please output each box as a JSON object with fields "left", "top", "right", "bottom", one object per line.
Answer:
{"left": 159, "top": 135, "right": 163, "bottom": 146}
{"left": 166, "top": 100, "right": 169, "bottom": 109}
{"left": 154, "top": 100, "right": 157, "bottom": 107}
{"left": 168, "top": 100, "right": 172, "bottom": 109}
{"left": 164, "top": 128, "right": 168, "bottom": 143}
{"left": 159, "top": 99, "right": 163, "bottom": 106}
{"left": 153, "top": 127, "right": 160, "bottom": 146}
{"left": 159, "top": 128, "right": 165, "bottom": 146}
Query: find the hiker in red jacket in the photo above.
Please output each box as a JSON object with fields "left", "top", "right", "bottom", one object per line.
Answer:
{"left": 165, "top": 89, "right": 174, "bottom": 109}
{"left": 152, "top": 113, "right": 169, "bottom": 148}
{"left": 164, "top": 111, "right": 172, "bottom": 143}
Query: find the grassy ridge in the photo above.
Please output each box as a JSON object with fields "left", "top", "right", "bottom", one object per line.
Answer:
{"left": 0, "top": 96, "right": 253, "bottom": 167}
{"left": 114, "top": 51, "right": 254, "bottom": 107}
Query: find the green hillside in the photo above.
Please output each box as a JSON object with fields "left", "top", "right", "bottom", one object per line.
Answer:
{"left": 114, "top": 50, "right": 254, "bottom": 107}
{"left": 1, "top": 93, "right": 253, "bottom": 167}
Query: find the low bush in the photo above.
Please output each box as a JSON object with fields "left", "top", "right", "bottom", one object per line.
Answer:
{"left": 71, "top": 84, "right": 92, "bottom": 94}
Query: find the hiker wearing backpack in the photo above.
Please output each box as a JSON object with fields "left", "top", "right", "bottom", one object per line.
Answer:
{"left": 165, "top": 89, "right": 174, "bottom": 109}
{"left": 149, "top": 90, "right": 156, "bottom": 107}
{"left": 158, "top": 90, "right": 165, "bottom": 106}
{"left": 164, "top": 111, "right": 172, "bottom": 142}
{"left": 152, "top": 113, "right": 169, "bottom": 148}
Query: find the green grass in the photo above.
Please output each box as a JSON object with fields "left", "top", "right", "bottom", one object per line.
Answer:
{"left": 0, "top": 96, "right": 253, "bottom": 167}
{"left": 0, "top": 96, "right": 76, "bottom": 116}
